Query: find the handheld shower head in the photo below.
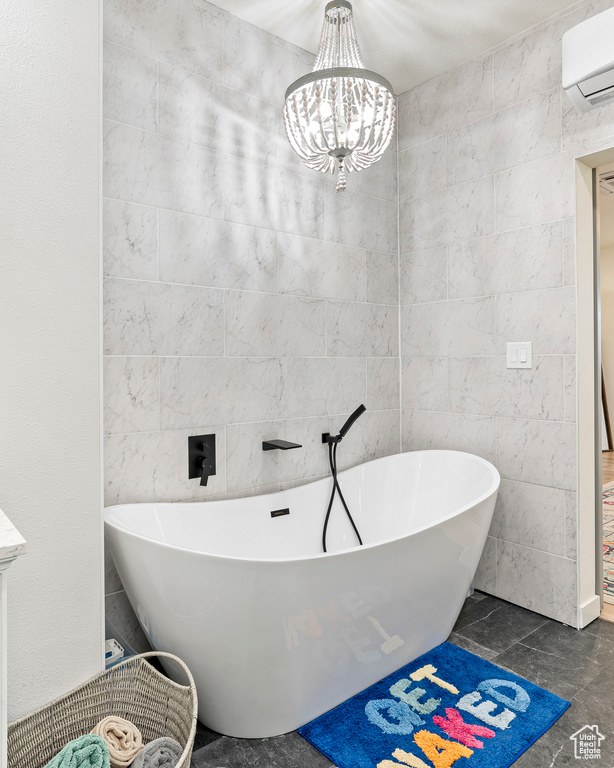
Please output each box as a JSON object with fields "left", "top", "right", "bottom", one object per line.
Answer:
{"left": 338, "top": 404, "right": 366, "bottom": 439}
{"left": 321, "top": 403, "right": 367, "bottom": 552}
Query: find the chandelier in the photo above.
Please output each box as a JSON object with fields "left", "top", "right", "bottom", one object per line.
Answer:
{"left": 283, "top": 0, "right": 396, "bottom": 192}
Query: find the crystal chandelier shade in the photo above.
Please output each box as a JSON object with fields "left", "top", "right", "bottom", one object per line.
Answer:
{"left": 283, "top": 0, "right": 396, "bottom": 192}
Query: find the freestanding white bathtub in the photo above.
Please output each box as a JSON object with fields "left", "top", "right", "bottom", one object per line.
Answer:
{"left": 104, "top": 450, "right": 499, "bottom": 738}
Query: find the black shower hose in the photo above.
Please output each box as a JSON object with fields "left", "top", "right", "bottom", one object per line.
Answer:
{"left": 322, "top": 440, "right": 363, "bottom": 553}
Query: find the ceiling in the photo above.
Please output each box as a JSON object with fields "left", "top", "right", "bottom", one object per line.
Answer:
{"left": 213, "top": 0, "right": 584, "bottom": 94}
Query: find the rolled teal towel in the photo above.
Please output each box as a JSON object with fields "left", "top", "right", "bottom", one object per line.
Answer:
{"left": 130, "top": 738, "right": 182, "bottom": 768}
{"left": 45, "top": 735, "right": 110, "bottom": 768}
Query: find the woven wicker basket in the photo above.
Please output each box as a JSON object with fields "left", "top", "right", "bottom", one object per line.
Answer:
{"left": 7, "top": 652, "right": 198, "bottom": 768}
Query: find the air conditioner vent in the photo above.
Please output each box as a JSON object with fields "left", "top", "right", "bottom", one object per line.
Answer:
{"left": 599, "top": 171, "right": 614, "bottom": 195}
{"left": 562, "top": 6, "right": 614, "bottom": 112}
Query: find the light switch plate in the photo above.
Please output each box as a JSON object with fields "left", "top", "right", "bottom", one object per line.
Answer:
{"left": 507, "top": 342, "right": 532, "bottom": 369}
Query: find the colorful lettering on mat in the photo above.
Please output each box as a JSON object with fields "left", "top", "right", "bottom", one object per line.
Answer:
{"left": 369, "top": 664, "right": 530, "bottom": 767}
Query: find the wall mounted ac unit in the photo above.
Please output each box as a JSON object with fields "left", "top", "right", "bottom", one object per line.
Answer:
{"left": 562, "top": 6, "right": 614, "bottom": 112}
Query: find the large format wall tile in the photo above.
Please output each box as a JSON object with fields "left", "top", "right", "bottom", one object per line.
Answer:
{"left": 103, "top": 42, "right": 157, "bottom": 131}
{"left": 562, "top": 92, "right": 614, "bottom": 153}
{"left": 223, "top": 156, "right": 325, "bottom": 238}
{"left": 398, "top": 137, "right": 446, "bottom": 202}
{"left": 401, "top": 357, "right": 449, "bottom": 412}
{"left": 103, "top": 199, "right": 158, "bottom": 280}
{"left": 104, "top": 425, "right": 226, "bottom": 504}
{"left": 494, "top": 152, "right": 575, "bottom": 233}
{"left": 473, "top": 536, "right": 496, "bottom": 594}
{"left": 401, "top": 297, "right": 497, "bottom": 357}
{"left": 496, "top": 417, "right": 576, "bottom": 491}
{"left": 103, "top": 357, "right": 160, "bottom": 435}
{"left": 225, "top": 291, "right": 325, "bottom": 357}
{"left": 564, "top": 355, "right": 576, "bottom": 423}
{"left": 402, "top": 411, "right": 497, "bottom": 465}
{"left": 366, "top": 251, "right": 398, "bottom": 306}
{"left": 496, "top": 286, "right": 576, "bottom": 355}
{"left": 495, "top": 540, "right": 577, "bottom": 626}
{"left": 326, "top": 302, "right": 398, "bottom": 357}
{"left": 158, "top": 63, "right": 277, "bottom": 165}
{"left": 222, "top": 14, "right": 313, "bottom": 108}
{"left": 160, "top": 357, "right": 282, "bottom": 428}
{"left": 367, "top": 358, "right": 400, "bottom": 412}
{"left": 159, "top": 357, "right": 367, "bottom": 429}
{"left": 400, "top": 247, "right": 448, "bottom": 305}
{"left": 278, "top": 234, "right": 365, "bottom": 302}
{"left": 448, "top": 222, "right": 563, "bottom": 299}
{"left": 103, "top": 120, "right": 224, "bottom": 218}
{"left": 348, "top": 147, "right": 398, "bottom": 203}
{"left": 448, "top": 355, "right": 564, "bottom": 421}
{"left": 104, "top": 0, "right": 224, "bottom": 81}
{"left": 490, "top": 479, "right": 566, "bottom": 556}
{"left": 398, "top": 54, "right": 493, "bottom": 150}
{"left": 400, "top": 177, "right": 494, "bottom": 253}
{"left": 562, "top": 217, "right": 576, "bottom": 286}
{"left": 565, "top": 491, "right": 577, "bottom": 559}
{"left": 104, "top": 278, "right": 224, "bottom": 356}
{"left": 326, "top": 188, "right": 397, "bottom": 254}
{"left": 447, "top": 89, "right": 561, "bottom": 186}
{"left": 158, "top": 210, "right": 279, "bottom": 292}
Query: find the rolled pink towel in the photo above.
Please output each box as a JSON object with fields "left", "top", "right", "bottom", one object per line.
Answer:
{"left": 91, "top": 716, "right": 143, "bottom": 768}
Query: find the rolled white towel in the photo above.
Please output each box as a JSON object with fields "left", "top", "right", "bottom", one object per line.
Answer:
{"left": 91, "top": 716, "right": 143, "bottom": 768}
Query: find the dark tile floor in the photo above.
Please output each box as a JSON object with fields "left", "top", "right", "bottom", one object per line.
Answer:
{"left": 190, "top": 592, "right": 614, "bottom": 767}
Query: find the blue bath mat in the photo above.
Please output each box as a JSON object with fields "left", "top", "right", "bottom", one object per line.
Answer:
{"left": 298, "top": 642, "right": 570, "bottom": 768}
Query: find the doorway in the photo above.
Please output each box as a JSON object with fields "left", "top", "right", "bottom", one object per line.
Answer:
{"left": 598, "top": 164, "right": 614, "bottom": 615}
{"left": 576, "top": 150, "right": 614, "bottom": 628}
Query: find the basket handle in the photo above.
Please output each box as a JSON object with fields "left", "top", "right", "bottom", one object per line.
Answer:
{"left": 136, "top": 651, "right": 197, "bottom": 691}
{"left": 112, "top": 651, "right": 197, "bottom": 693}
{"left": 116, "top": 651, "right": 199, "bottom": 768}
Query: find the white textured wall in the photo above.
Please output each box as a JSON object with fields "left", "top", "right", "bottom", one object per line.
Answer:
{"left": 398, "top": 0, "right": 614, "bottom": 627}
{"left": 0, "top": 0, "right": 102, "bottom": 719}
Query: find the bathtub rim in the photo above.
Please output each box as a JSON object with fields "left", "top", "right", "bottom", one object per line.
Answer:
{"left": 104, "top": 449, "right": 500, "bottom": 565}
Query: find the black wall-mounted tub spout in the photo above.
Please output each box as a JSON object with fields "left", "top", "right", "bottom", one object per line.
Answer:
{"left": 262, "top": 439, "right": 302, "bottom": 451}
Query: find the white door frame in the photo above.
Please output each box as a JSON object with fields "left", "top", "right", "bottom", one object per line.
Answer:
{"left": 576, "top": 147, "right": 614, "bottom": 627}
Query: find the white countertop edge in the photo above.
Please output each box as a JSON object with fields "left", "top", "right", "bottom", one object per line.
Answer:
{"left": 0, "top": 507, "right": 26, "bottom": 562}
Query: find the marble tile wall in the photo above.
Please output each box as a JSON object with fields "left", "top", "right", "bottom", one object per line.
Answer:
{"left": 102, "top": 0, "right": 400, "bottom": 632}
{"left": 398, "top": 0, "right": 614, "bottom": 627}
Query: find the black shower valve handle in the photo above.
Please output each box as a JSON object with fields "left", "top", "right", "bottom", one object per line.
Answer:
{"left": 188, "top": 433, "right": 216, "bottom": 486}
{"left": 199, "top": 456, "right": 209, "bottom": 487}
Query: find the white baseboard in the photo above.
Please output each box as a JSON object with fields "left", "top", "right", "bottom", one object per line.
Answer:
{"left": 578, "top": 595, "right": 602, "bottom": 628}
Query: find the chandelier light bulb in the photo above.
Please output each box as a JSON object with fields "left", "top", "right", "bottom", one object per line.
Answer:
{"left": 283, "top": 0, "right": 396, "bottom": 192}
